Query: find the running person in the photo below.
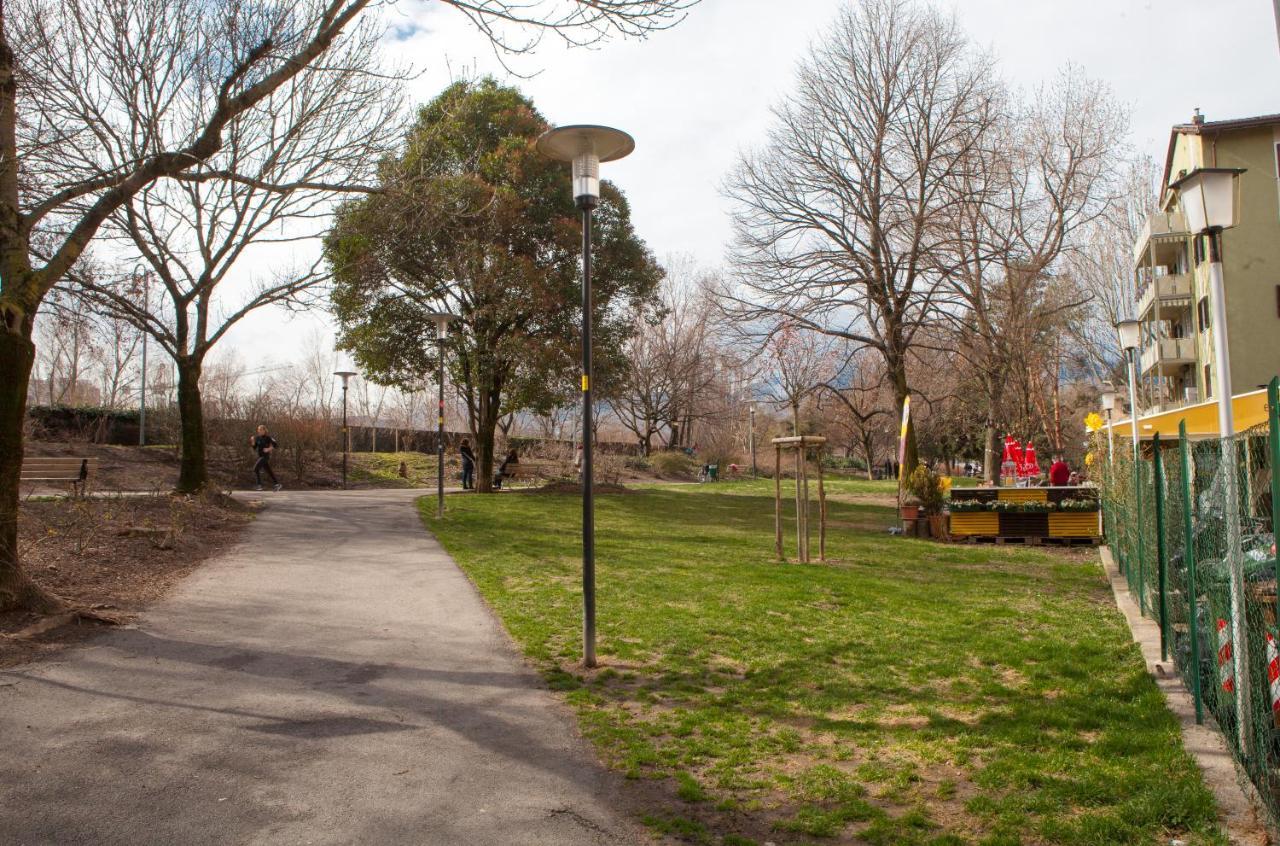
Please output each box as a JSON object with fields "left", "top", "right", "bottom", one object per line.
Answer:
{"left": 250, "top": 425, "right": 282, "bottom": 491}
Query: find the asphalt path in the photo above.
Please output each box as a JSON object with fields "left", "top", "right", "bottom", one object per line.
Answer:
{"left": 0, "top": 489, "right": 641, "bottom": 845}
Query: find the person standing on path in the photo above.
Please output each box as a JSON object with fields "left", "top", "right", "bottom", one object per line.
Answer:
{"left": 459, "top": 439, "right": 476, "bottom": 490}
{"left": 251, "top": 424, "right": 283, "bottom": 491}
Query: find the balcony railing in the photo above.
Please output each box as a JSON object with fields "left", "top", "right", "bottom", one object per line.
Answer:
{"left": 1136, "top": 272, "right": 1194, "bottom": 319}
{"left": 1140, "top": 336, "right": 1197, "bottom": 375}
{"left": 1132, "top": 210, "right": 1188, "bottom": 265}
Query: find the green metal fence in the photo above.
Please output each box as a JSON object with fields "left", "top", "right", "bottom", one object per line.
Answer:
{"left": 1098, "top": 377, "right": 1280, "bottom": 825}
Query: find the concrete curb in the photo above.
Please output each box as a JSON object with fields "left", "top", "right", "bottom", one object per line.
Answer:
{"left": 1099, "top": 545, "right": 1271, "bottom": 845}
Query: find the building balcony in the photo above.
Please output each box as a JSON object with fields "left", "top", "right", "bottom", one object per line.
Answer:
{"left": 1139, "top": 336, "right": 1197, "bottom": 376}
{"left": 1132, "top": 211, "right": 1188, "bottom": 265}
{"left": 1136, "top": 272, "right": 1194, "bottom": 320}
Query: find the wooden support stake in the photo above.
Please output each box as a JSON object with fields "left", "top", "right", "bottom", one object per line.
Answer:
{"left": 800, "top": 445, "right": 811, "bottom": 563}
{"left": 817, "top": 446, "right": 826, "bottom": 561}
{"left": 794, "top": 445, "right": 805, "bottom": 563}
{"left": 774, "top": 444, "right": 783, "bottom": 561}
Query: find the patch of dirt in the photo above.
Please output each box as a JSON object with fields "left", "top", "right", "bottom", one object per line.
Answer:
{"left": 1, "top": 493, "right": 253, "bottom": 668}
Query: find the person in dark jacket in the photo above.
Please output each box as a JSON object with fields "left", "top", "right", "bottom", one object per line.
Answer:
{"left": 460, "top": 439, "right": 476, "bottom": 490}
{"left": 250, "top": 424, "right": 282, "bottom": 491}
{"left": 494, "top": 448, "right": 519, "bottom": 489}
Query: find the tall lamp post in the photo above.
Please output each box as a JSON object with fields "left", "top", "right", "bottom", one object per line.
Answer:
{"left": 426, "top": 311, "right": 458, "bottom": 519}
{"left": 1100, "top": 385, "right": 1117, "bottom": 463}
{"left": 1173, "top": 166, "right": 1249, "bottom": 751}
{"left": 1116, "top": 318, "right": 1148, "bottom": 616}
{"left": 130, "top": 266, "right": 150, "bottom": 447}
{"left": 334, "top": 367, "right": 357, "bottom": 490}
{"left": 537, "top": 124, "right": 635, "bottom": 670}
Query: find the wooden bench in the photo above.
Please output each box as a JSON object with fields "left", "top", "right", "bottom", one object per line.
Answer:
{"left": 498, "top": 460, "right": 572, "bottom": 488}
{"left": 20, "top": 456, "right": 99, "bottom": 496}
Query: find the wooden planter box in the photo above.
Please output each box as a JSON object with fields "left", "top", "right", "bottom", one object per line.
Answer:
{"left": 950, "top": 512, "right": 998, "bottom": 536}
{"left": 999, "top": 512, "right": 1049, "bottom": 537}
{"left": 1048, "top": 512, "right": 1101, "bottom": 538}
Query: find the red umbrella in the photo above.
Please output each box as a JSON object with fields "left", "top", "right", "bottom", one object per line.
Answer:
{"left": 1021, "top": 442, "right": 1039, "bottom": 478}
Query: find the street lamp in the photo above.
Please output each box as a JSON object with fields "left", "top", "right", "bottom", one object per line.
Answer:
{"left": 537, "top": 123, "right": 635, "bottom": 670}
{"left": 1173, "top": 165, "right": 1248, "bottom": 749}
{"left": 1100, "top": 385, "right": 1117, "bottom": 463}
{"left": 130, "top": 266, "right": 150, "bottom": 447}
{"left": 426, "top": 311, "right": 458, "bottom": 519}
{"left": 334, "top": 367, "right": 357, "bottom": 490}
{"left": 1115, "top": 317, "right": 1149, "bottom": 617}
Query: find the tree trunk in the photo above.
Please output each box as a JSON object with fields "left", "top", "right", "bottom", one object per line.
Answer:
{"left": 861, "top": 430, "right": 875, "bottom": 481}
{"left": 474, "top": 380, "right": 501, "bottom": 493}
{"left": 0, "top": 321, "right": 60, "bottom": 612}
{"left": 175, "top": 357, "right": 209, "bottom": 493}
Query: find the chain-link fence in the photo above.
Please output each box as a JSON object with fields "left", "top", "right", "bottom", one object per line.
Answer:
{"left": 1097, "top": 380, "right": 1280, "bottom": 827}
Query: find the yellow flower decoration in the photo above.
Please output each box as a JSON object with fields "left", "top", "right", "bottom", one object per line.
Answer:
{"left": 941, "top": 476, "right": 952, "bottom": 492}
{"left": 1085, "top": 452, "right": 1095, "bottom": 466}
{"left": 1084, "top": 412, "right": 1104, "bottom": 433}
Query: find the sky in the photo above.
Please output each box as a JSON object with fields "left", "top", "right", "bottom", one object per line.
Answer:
{"left": 217, "top": 0, "right": 1280, "bottom": 369}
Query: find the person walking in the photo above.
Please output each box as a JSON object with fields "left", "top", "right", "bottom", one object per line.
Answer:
{"left": 250, "top": 424, "right": 282, "bottom": 491}
{"left": 460, "top": 439, "right": 476, "bottom": 490}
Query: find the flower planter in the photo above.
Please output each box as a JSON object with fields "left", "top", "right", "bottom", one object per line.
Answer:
{"left": 900, "top": 504, "right": 920, "bottom": 520}
{"left": 1048, "top": 511, "right": 1101, "bottom": 538}
{"left": 950, "top": 512, "right": 998, "bottom": 536}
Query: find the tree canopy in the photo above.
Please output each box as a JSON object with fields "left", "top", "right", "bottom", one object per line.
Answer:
{"left": 325, "top": 78, "right": 663, "bottom": 489}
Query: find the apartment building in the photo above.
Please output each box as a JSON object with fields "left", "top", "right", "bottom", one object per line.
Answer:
{"left": 1132, "top": 110, "right": 1280, "bottom": 417}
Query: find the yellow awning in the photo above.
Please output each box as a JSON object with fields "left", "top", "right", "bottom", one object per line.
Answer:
{"left": 1109, "top": 388, "right": 1271, "bottom": 440}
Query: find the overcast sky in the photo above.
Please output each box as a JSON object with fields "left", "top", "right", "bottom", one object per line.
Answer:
{"left": 217, "top": 0, "right": 1280, "bottom": 370}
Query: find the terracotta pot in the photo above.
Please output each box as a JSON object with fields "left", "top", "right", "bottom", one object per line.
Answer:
{"left": 900, "top": 504, "right": 920, "bottom": 520}
{"left": 928, "top": 514, "right": 948, "bottom": 541}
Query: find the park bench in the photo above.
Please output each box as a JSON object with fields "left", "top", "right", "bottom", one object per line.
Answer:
{"left": 498, "top": 460, "right": 573, "bottom": 488}
{"left": 20, "top": 455, "right": 98, "bottom": 496}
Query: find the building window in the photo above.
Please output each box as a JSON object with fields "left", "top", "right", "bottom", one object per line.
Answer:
{"left": 1198, "top": 296, "right": 1210, "bottom": 332}
{"left": 1193, "top": 234, "right": 1205, "bottom": 265}
{"left": 1204, "top": 364, "right": 1213, "bottom": 399}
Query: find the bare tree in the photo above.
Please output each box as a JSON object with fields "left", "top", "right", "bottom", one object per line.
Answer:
{"left": 610, "top": 258, "right": 723, "bottom": 454}
{"left": 820, "top": 348, "right": 890, "bottom": 478}
{"left": 1, "top": 0, "right": 701, "bottom": 610}
{"left": 721, "top": 0, "right": 997, "bottom": 484}
{"left": 759, "top": 321, "right": 836, "bottom": 435}
{"left": 71, "top": 13, "right": 405, "bottom": 491}
{"left": 942, "top": 68, "right": 1127, "bottom": 478}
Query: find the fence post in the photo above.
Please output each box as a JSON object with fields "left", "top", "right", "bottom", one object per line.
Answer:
{"left": 1134, "top": 449, "right": 1147, "bottom": 615}
{"left": 1269, "top": 377, "right": 1280, "bottom": 631}
{"left": 1179, "top": 420, "right": 1204, "bottom": 724}
{"left": 1153, "top": 433, "right": 1169, "bottom": 661}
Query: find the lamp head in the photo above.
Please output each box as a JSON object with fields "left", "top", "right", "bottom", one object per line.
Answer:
{"left": 1100, "top": 388, "right": 1117, "bottom": 413}
{"left": 536, "top": 125, "right": 634, "bottom": 207}
{"left": 425, "top": 311, "right": 458, "bottom": 341}
{"left": 1115, "top": 319, "right": 1141, "bottom": 353}
{"left": 333, "top": 369, "right": 357, "bottom": 387}
{"left": 1171, "top": 167, "right": 1245, "bottom": 233}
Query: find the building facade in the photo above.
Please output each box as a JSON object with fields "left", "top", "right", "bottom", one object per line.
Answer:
{"left": 1132, "top": 111, "right": 1280, "bottom": 415}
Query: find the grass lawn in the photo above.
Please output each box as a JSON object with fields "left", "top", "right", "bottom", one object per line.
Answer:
{"left": 421, "top": 480, "right": 1225, "bottom": 845}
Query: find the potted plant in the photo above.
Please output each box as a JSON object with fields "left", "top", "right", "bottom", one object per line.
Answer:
{"left": 907, "top": 466, "right": 948, "bottom": 539}
{"left": 900, "top": 493, "right": 922, "bottom": 521}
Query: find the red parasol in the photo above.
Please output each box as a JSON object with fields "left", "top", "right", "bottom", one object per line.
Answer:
{"left": 1020, "top": 442, "right": 1039, "bottom": 478}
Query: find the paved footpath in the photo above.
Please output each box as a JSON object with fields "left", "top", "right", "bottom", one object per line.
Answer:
{"left": 0, "top": 490, "right": 641, "bottom": 845}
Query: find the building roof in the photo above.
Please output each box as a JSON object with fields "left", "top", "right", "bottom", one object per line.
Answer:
{"left": 1160, "top": 111, "right": 1280, "bottom": 202}
{"left": 1172, "top": 111, "right": 1280, "bottom": 135}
